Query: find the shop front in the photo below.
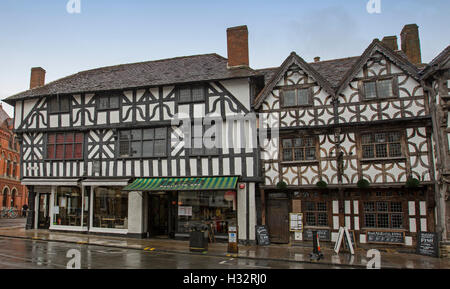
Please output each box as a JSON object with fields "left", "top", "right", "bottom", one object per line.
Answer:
{"left": 123, "top": 176, "right": 239, "bottom": 241}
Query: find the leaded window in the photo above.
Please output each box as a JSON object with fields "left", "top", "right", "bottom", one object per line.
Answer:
{"left": 47, "top": 132, "right": 84, "bottom": 160}
{"left": 178, "top": 85, "right": 205, "bottom": 103}
{"left": 304, "top": 201, "right": 328, "bottom": 227}
{"left": 361, "top": 131, "right": 402, "bottom": 159}
{"left": 282, "top": 137, "right": 316, "bottom": 161}
{"left": 48, "top": 95, "right": 70, "bottom": 113}
{"left": 119, "top": 128, "right": 167, "bottom": 157}
{"left": 97, "top": 92, "right": 120, "bottom": 110}
{"left": 363, "top": 78, "right": 396, "bottom": 99}
{"left": 281, "top": 87, "right": 311, "bottom": 107}
{"left": 363, "top": 201, "right": 403, "bottom": 229}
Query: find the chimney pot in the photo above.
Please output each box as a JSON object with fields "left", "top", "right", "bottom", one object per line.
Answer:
{"left": 227, "top": 25, "right": 249, "bottom": 68}
{"left": 382, "top": 36, "right": 398, "bottom": 51}
{"left": 314, "top": 57, "right": 321, "bottom": 62}
{"left": 400, "top": 24, "right": 422, "bottom": 65}
{"left": 30, "top": 67, "right": 46, "bottom": 89}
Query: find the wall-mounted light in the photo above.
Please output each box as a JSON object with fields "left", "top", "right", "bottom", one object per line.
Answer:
{"left": 239, "top": 184, "right": 245, "bottom": 189}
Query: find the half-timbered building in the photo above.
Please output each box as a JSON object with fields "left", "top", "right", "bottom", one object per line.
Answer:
{"left": 421, "top": 46, "right": 450, "bottom": 254}
{"left": 4, "top": 26, "right": 263, "bottom": 244}
{"left": 255, "top": 24, "right": 438, "bottom": 248}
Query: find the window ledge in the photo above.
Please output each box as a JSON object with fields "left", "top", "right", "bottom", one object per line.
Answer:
{"left": 360, "top": 157, "right": 406, "bottom": 163}
{"left": 281, "top": 160, "right": 319, "bottom": 165}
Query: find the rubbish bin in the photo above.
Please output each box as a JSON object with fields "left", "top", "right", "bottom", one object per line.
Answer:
{"left": 189, "top": 223, "right": 208, "bottom": 252}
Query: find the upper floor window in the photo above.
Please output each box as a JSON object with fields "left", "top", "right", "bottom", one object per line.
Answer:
{"left": 48, "top": 95, "right": 70, "bottom": 113}
{"left": 47, "top": 132, "right": 84, "bottom": 160}
{"left": 119, "top": 128, "right": 167, "bottom": 158}
{"left": 281, "top": 87, "right": 311, "bottom": 107}
{"left": 362, "top": 77, "right": 397, "bottom": 100}
{"left": 97, "top": 92, "right": 120, "bottom": 110}
{"left": 189, "top": 124, "right": 219, "bottom": 156}
{"left": 178, "top": 85, "right": 205, "bottom": 104}
{"left": 361, "top": 131, "right": 402, "bottom": 159}
{"left": 282, "top": 136, "right": 316, "bottom": 161}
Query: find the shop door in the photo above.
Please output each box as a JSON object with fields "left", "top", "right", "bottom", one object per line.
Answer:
{"left": 267, "top": 199, "right": 289, "bottom": 243}
{"left": 148, "top": 194, "right": 169, "bottom": 237}
{"left": 37, "top": 194, "right": 50, "bottom": 229}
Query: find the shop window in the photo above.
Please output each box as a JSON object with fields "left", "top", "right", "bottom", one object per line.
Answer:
{"left": 282, "top": 137, "right": 316, "bottom": 161}
{"left": 178, "top": 85, "right": 205, "bottom": 103}
{"left": 53, "top": 187, "right": 82, "bottom": 226}
{"left": 93, "top": 187, "right": 128, "bottom": 229}
{"left": 362, "top": 77, "right": 397, "bottom": 100}
{"left": 119, "top": 128, "right": 167, "bottom": 158}
{"left": 361, "top": 131, "right": 402, "bottom": 159}
{"left": 304, "top": 201, "right": 328, "bottom": 227}
{"left": 48, "top": 95, "right": 70, "bottom": 113}
{"left": 47, "top": 132, "right": 84, "bottom": 160}
{"left": 281, "top": 87, "right": 311, "bottom": 107}
{"left": 363, "top": 201, "right": 403, "bottom": 229}
{"left": 177, "top": 191, "right": 237, "bottom": 236}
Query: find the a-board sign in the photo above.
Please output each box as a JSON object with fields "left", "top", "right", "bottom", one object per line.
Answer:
{"left": 255, "top": 225, "right": 270, "bottom": 246}
{"left": 303, "top": 229, "right": 331, "bottom": 241}
{"left": 344, "top": 230, "right": 357, "bottom": 248}
{"left": 367, "top": 231, "right": 404, "bottom": 244}
{"left": 416, "top": 232, "right": 439, "bottom": 257}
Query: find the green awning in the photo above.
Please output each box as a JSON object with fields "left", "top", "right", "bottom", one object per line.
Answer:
{"left": 122, "top": 176, "right": 238, "bottom": 191}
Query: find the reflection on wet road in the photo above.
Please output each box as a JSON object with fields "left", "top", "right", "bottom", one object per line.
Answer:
{"left": 0, "top": 237, "right": 342, "bottom": 269}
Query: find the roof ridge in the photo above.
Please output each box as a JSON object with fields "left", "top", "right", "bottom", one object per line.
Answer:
{"left": 309, "top": 56, "right": 360, "bottom": 64}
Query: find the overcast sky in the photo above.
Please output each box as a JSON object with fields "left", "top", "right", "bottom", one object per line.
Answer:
{"left": 0, "top": 0, "right": 449, "bottom": 117}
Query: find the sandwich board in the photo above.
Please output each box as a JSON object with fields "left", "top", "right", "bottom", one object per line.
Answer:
{"left": 334, "top": 227, "right": 354, "bottom": 255}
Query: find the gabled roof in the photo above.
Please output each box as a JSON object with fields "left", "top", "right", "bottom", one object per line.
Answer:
{"left": 336, "top": 39, "right": 420, "bottom": 96}
{"left": 4, "top": 53, "right": 260, "bottom": 104}
{"left": 309, "top": 56, "right": 360, "bottom": 88}
{"left": 254, "top": 52, "right": 335, "bottom": 109}
{"left": 421, "top": 45, "right": 450, "bottom": 79}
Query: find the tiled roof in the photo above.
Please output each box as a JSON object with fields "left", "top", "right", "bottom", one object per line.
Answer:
{"left": 309, "top": 56, "right": 360, "bottom": 88}
{"left": 5, "top": 53, "right": 260, "bottom": 103}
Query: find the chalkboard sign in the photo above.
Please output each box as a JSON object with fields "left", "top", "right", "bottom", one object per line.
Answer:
{"left": 367, "top": 231, "right": 404, "bottom": 244}
{"left": 303, "top": 229, "right": 331, "bottom": 241}
{"left": 344, "top": 230, "right": 357, "bottom": 249}
{"left": 255, "top": 225, "right": 270, "bottom": 246}
{"left": 416, "top": 232, "right": 439, "bottom": 257}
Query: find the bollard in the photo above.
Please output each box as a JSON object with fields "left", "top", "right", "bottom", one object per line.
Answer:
{"left": 310, "top": 230, "right": 324, "bottom": 261}
{"left": 228, "top": 226, "right": 238, "bottom": 254}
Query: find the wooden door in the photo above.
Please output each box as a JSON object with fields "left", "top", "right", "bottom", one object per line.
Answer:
{"left": 267, "top": 199, "right": 289, "bottom": 243}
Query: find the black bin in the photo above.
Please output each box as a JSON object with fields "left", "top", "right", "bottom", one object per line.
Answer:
{"left": 189, "top": 223, "right": 208, "bottom": 252}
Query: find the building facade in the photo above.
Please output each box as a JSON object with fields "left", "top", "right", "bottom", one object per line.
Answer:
{"left": 256, "top": 24, "right": 439, "bottom": 248}
{"left": 0, "top": 104, "right": 28, "bottom": 213}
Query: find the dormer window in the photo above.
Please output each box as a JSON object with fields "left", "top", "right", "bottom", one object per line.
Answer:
{"left": 48, "top": 95, "right": 70, "bottom": 113}
{"left": 362, "top": 77, "right": 398, "bottom": 100}
{"left": 281, "top": 87, "right": 311, "bottom": 107}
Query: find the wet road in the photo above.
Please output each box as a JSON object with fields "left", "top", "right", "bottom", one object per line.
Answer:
{"left": 0, "top": 237, "right": 343, "bottom": 269}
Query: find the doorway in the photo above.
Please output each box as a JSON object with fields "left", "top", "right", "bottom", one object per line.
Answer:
{"left": 267, "top": 197, "right": 290, "bottom": 243}
{"left": 37, "top": 194, "right": 50, "bottom": 229}
{"left": 148, "top": 193, "right": 169, "bottom": 237}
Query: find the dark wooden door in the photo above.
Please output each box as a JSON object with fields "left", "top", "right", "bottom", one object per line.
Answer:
{"left": 148, "top": 194, "right": 169, "bottom": 236}
{"left": 37, "top": 194, "right": 50, "bottom": 229}
{"left": 267, "top": 199, "right": 289, "bottom": 243}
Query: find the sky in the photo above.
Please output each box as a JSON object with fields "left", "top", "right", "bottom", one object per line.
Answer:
{"left": 0, "top": 0, "right": 449, "bottom": 117}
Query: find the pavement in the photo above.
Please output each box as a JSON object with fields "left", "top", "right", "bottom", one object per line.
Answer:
{"left": 0, "top": 218, "right": 448, "bottom": 269}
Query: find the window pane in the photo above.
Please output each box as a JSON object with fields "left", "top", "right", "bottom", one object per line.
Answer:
{"left": 283, "top": 149, "right": 292, "bottom": 161}
{"left": 131, "top": 141, "right": 141, "bottom": 156}
{"left": 294, "top": 138, "right": 303, "bottom": 147}
{"left": 390, "top": 202, "right": 402, "bottom": 212}
{"left": 131, "top": 130, "right": 141, "bottom": 140}
{"left": 56, "top": 145, "right": 64, "bottom": 159}
{"left": 317, "top": 213, "right": 328, "bottom": 226}
{"left": 75, "top": 133, "right": 83, "bottom": 143}
{"left": 155, "top": 128, "right": 166, "bottom": 139}
{"left": 317, "top": 202, "right": 327, "bottom": 211}
{"left": 294, "top": 148, "right": 304, "bottom": 160}
{"left": 305, "top": 202, "right": 315, "bottom": 211}
{"left": 391, "top": 214, "right": 403, "bottom": 228}
{"left": 179, "top": 88, "right": 191, "bottom": 103}
{"left": 377, "top": 202, "right": 388, "bottom": 212}
{"left": 74, "top": 144, "right": 83, "bottom": 159}
{"left": 306, "top": 212, "right": 316, "bottom": 226}
{"left": 65, "top": 144, "right": 73, "bottom": 159}
{"left": 98, "top": 96, "right": 109, "bottom": 109}
{"left": 364, "top": 81, "right": 377, "bottom": 99}
{"left": 53, "top": 187, "right": 82, "bottom": 227}
{"left": 388, "top": 132, "right": 401, "bottom": 142}
{"left": 56, "top": 134, "right": 65, "bottom": 144}
{"left": 47, "top": 145, "right": 55, "bottom": 159}
{"left": 362, "top": 145, "right": 374, "bottom": 158}
{"left": 364, "top": 202, "right": 375, "bottom": 212}
{"left": 282, "top": 139, "right": 292, "bottom": 148}
{"left": 389, "top": 143, "right": 402, "bottom": 157}
{"left": 192, "top": 87, "right": 204, "bottom": 101}
{"left": 143, "top": 129, "right": 154, "bottom": 140}
{"left": 60, "top": 96, "right": 70, "bottom": 111}
{"left": 364, "top": 213, "right": 376, "bottom": 227}
{"left": 362, "top": 134, "right": 372, "bottom": 144}
{"left": 374, "top": 133, "right": 386, "bottom": 143}
{"left": 283, "top": 90, "right": 296, "bottom": 106}
{"left": 48, "top": 97, "right": 59, "bottom": 113}
{"left": 375, "top": 144, "right": 387, "bottom": 158}
{"left": 119, "top": 131, "right": 130, "bottom": 140}
{"left": 304, "top": 137, "right": 314, "bottom": 147}
{"left": 48, "top": 134, "right": 56, "bottom": 144}
{"left": 154, "top": 140, "right": 166, "bottom": 156}
{"left": 377, "top": 79, "right": 393, "bottom": 98}
{"left": 119, "top": 141, "right": 129, "bottom": 156}
{"left": 377, "top": 213, "right": 389, "bottom": 228}
{"left": 93, "top": 187, "right": 128, "bottom": 229}
{"left": 109, "top": 96, "right": 119, "bottom": 108}
{"left": 297, "top": 89, "right": 309, "bottom": 105}
{"left": 65, "top": 133, "right": 74, "bottom": 143}
{"left": 305, "top": 148, "right": 316, "bottom": 160}
{"left": 142, "top": 140, "right": 154, "bottom": 157}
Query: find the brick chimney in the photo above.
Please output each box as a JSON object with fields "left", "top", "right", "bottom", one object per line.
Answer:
{"left": 227, "top": 25, "right": 249, "bottom": 68}
{"left": 400, "top": 24, "right": 422, "bottom": 65}
{"left": 382, "top": 36, "right": 398, "bottom": 51}
{"left": 30, "top": 67, "right": 46, "bottom": 89}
